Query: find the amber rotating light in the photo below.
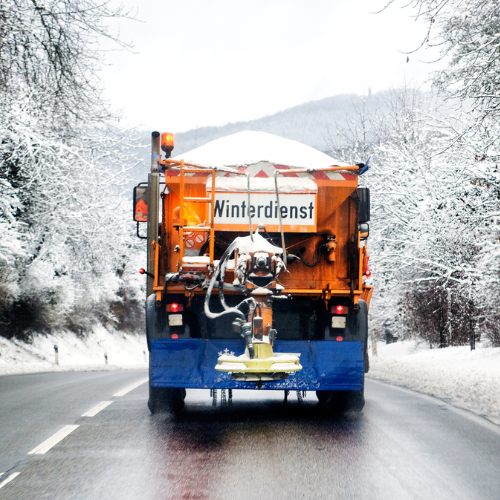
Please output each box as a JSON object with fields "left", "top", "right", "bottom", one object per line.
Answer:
{"left": 161, "top": 132, "right": 175, "bottom": 157}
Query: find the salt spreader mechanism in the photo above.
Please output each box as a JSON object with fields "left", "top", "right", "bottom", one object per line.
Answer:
{"left": 133, "top": 131, "right": 373, "bottom": 412}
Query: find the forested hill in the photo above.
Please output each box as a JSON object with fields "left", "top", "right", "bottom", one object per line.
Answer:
{"left": 128, "top": 89, "right": 435, "bottom": 182}
{"left": 173, "top": 90, "right": 431, "bottom": 155}
{"left": 130, "top": 91, "right": 386, "bottom": 181}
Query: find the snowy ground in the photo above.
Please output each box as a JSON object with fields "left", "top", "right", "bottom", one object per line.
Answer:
{"left": 0, "top": 326, "right": 147, "bottom": 375}
{"left": 369, "top": 341, "right": 500, "bottom": 425}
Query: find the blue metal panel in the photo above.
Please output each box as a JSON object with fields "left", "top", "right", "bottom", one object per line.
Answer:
{"left": 150, "top": 339, "right": 364, "bottom": 391}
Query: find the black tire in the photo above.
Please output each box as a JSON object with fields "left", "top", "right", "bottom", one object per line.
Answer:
{"left": 145, "top": 294, "right": 158, "bottom": 352}
{"left": 316, "top": 389, "right": 365, "bottom": 412}
{"left": 316, "top": 390, "right": 333, "bottom": 405}
{"left": 343, "top": 389, "right": 365, "bottom": 412}
{"left": 148, "top": 384, "right": 163, "bottom": 414}
{"left": 164, "top": 388, "right": 186, "bottom": 413}
{"left": 148, "top": 383, "right": 186, "bottom": 414}
{"left": 356, "top": 300, "right": 369, "bottom": 374}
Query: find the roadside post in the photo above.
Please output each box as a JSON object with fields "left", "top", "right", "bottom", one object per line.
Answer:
{"left": 53, "top": 344, "right": 59, "bottom": 365}
{"left": 470, "top": 318, "right": 476, "bottom": 351}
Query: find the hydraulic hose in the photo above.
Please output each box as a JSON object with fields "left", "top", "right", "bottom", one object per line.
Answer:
{"left": 299, "top": 242, "right": 325, "bottom": 268}
{"left": 204, "top": 239, "right": 246, "bottom": 320}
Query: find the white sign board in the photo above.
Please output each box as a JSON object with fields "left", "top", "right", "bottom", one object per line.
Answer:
{"left": 212, "top": 192, "right": 317, "bottom": 233}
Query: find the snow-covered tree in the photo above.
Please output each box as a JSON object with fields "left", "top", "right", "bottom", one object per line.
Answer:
{"left": 328, "top": 89, "right": 499, "bottom": 346}
{"left": 390, "top": 0, "right": 499, "bottom": 129}
{"left": 0, "top": 1, "right": 145, "bottom": 339}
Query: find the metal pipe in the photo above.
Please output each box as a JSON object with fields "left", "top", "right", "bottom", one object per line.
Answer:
{"left": 247, "top": 173, "right": 253, "bottom": 241}
{"left": 146, "top": 132, "right": 161, "bottom": 296}
{"left": 151, "top": 131, "right": 160, "bottom": 173}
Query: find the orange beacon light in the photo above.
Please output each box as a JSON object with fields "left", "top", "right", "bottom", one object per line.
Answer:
{"left": 161, "top": 132, "right": 175, "bottom": 157}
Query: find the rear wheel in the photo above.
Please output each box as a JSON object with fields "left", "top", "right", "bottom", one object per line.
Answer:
{"left": 316, "top": 390, "right": 333, "bottom": 405}
{"left": 316, "top": 388, "right": 365, "bottom": 412}
{"left": 148, "top": 384, "right": 186, "bottom": 414}
{"left": 343, "top": 389, "right": 365, "bottom": 412}
{"left": 355, "top": 300, "right": 369, "bottom": 374}
{"left": 145, "top": 294, "right": 156, "bottom": 352}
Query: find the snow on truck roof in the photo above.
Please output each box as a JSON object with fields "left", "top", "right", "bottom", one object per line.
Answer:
{"left": 174, "top": 130, "right": 347, "bottom": 169}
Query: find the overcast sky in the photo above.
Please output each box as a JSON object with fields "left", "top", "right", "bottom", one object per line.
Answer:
{"left": 100, "top": 0, "right": 438, "bottom": 132}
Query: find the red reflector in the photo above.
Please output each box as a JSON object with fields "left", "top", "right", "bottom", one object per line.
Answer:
{"left": 336, "top": 336, "right": 344, "bottom": 342}
{"left": 365, "top": 269, "right": 372, "bottom": 277}
{"left": 166, "top": 303, "right": 183, "bottom": 313}
{"left": 139, "top": 268, "right": 146, "bottom": 274}
{"left": 332, "top": 305, "right": 348, "bottom": 315}
{"left": 170, "top": 333, "right": 179, "bottom": 340}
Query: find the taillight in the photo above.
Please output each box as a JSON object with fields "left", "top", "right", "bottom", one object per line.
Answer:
{"left": 166, "top": 303, "right": 183, "bottom": 313}
{"left": 170, "top": 333, "right": 179, "bottom": 340}
{"left": 332, "top": 305, "right": 348, "bottom": 315}
{"left": 335, "top": 336, "right": 344, "bottom": 342}
{"left": 362, "top": 253, "right": 370, "bottom": 275}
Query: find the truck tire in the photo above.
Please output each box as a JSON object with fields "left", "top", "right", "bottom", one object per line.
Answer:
{"left": 343, "top": 389, "right": 365, "bottom": 412}
{"left": 316, "top": 389, "right": 365, "bottom": 412}
{"left": 148, "top": 383, "right": 186, "bottom": 414}
{"left": 356, "top": 300, "right": 369, "bottom": 374}
{"left": 165, "top": 388, "right": 186, "bottom": 413}
{"left": 346, "top": 300, "right": 367, "bottom": 411}
{"left": 145, "top": 293, "right": 158, "bottom": 352}
{"left": 316, "top": 390, "right": 332, "bottom": 405}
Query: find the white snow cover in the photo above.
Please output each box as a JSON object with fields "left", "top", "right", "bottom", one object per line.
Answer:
{"left": 235, "top": 232, "right": 283, "bottom": 255}
{"left": 0, "top": 327, "right": 147, "bottom": 375}
{"left": 369, "top": 341, "right": 500, "bottom": 425}
{"left": 182, "top": 256, "right": 211, "bottom": 264}
{"left": 174, "top": 130, "right": 347, "bottom": 169}
{"left": 207, "top": 174, "right": 318, "bottom": 193}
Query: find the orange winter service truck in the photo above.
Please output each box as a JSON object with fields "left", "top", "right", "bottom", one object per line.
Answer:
{"left": 133, "top": 130, "right": 373, "bottom": 412}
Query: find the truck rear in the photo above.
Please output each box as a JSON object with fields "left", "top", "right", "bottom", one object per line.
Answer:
{"left": 133, "top": 130, "right": 373, "bottom": 412}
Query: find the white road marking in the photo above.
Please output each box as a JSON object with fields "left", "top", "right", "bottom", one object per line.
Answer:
{"left": 113, "top": 377, "right": 148, "bottom": 397}
{"left": 82, "top": 400, "right": 113, "bottom": 417}
{"left": 0, "top": 472, "right": 21, "bottom": 490}
{"left": 28, "top": 425, "right": 79, "bottom": 455}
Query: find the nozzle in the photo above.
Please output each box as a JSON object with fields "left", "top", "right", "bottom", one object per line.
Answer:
{"left": 232, "top": 319, "right": 243, "bottom": 334}
{"left": 240, "top": 322, "right": 254, "bottom": 359}
{"left": 253, "top": 316, "right": 263, "bottom": 340}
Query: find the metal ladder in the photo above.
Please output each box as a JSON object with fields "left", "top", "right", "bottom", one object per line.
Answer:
{"left": 178, "top": 160, "right": 216, "bottom": 268}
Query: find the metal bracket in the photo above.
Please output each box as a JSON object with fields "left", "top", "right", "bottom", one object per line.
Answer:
{"left": 136, "top": 222, "right": 147, "bottom": 240}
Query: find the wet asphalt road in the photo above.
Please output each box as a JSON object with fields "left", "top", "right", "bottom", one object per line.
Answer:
{"left": 0, "top": 371, "right": 499, "bottom": 500}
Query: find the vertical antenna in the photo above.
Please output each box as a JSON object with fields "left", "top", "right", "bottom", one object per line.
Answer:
{"left": 274, "top": 171, "right": 287, "bottom": 265}
{"left": 247, "top": 173, "right": 253, "bottom": 241}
